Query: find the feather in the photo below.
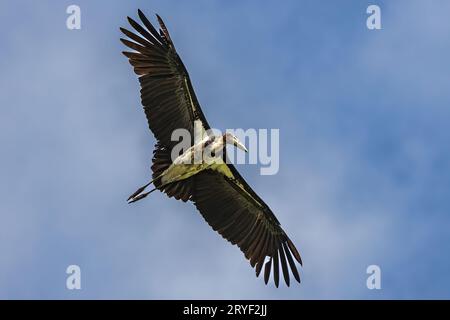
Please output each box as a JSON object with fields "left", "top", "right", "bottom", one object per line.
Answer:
{"left": 283, "top": 242, "right": 300, "bottom": 283}
{"left": 264, "top": 259, "right": 272, "bottom": 285}
{"left": 137, "top": 10, "right": 166, "bottom": 45}
{"left": 273, "top": 249, "right": 280, "bottom": 288}
{"left": 278, "top": 242, "right": 290, "bottom": 287}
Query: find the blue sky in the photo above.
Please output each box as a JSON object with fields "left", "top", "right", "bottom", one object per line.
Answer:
{"left": 1, "top": 0, "right": 450, "bottom": 299}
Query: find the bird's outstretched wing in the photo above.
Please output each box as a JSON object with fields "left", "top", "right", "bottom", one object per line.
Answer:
{"left": 192, "top": 165, "right": 303, "bottom": 287}
{"left": 121, "top": 10, "right": 210, "bottom": 149}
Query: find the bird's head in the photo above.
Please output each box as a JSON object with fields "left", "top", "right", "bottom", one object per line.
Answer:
{"left": 223, "top": 133, "right": 248, "bottom": 153}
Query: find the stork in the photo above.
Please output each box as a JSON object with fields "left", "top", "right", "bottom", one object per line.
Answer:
{"left": 121, "top": 10, "right": 302, "bottom": 287}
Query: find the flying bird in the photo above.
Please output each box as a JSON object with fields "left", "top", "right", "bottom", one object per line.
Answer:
{"left": 120, "top": 10, "right": 302, "bottom": 287}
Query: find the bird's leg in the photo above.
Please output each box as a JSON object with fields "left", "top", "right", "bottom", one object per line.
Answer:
{"left": 127, "top": 179, "right": 177, "bottom": 204}
{"left": 128, "top": 187, "right": 157, "bottom": 204}
{"left": 127, "top": 172, "right": 188, "bottom": 204}
{"left": 127, "top": 182, "right": 152, "bottom": 201}
{"left": 127, "top": 172, "right": 166, "bottom": 203}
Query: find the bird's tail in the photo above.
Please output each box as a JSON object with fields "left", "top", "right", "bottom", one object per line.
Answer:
{"left": 127, "top": 175, "right": 163, "bottom": 204}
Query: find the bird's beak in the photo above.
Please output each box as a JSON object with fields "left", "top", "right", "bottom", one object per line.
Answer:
{"left": 234, "top": 139, "right": 248, "bottom": 153}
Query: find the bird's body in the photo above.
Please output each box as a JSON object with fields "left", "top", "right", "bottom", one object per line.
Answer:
{"left": 121, "top": 10, "right": 303, "bottom": 287}
{"left": 128, "top": 133, "right": 240, "bottom": 202}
